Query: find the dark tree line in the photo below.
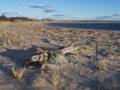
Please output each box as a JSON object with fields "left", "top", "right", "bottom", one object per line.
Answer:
{"left": 0, "top": 14, "right": 33, "bottom": 21}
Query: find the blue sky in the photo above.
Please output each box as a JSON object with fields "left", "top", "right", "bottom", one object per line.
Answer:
{"left": 0, "top": 0, "right": 120, "bottom": 20}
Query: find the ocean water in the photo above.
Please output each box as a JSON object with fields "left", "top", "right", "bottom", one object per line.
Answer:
{"left": 48, "top": 23, "right": 120, "bottom": 30}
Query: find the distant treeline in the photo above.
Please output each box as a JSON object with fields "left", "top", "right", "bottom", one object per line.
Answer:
{"left": 0, "top": 15, "right": 33, "bottom": 21}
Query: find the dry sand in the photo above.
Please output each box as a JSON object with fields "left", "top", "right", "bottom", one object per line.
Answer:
{"left": 0, "top": 21, "right": 120, "bottom": 90}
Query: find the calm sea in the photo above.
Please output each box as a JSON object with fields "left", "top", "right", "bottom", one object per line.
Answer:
{"left": 48, "top": 22, "right": 120, "bottom": 31}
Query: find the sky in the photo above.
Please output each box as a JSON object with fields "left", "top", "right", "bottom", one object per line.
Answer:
{"left": 0, "top": 0, "right": 120, "bottom": 20}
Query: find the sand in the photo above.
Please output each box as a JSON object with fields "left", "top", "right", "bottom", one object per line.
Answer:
{"left": 0, "top": 21, "right": 120, "bottom": 90}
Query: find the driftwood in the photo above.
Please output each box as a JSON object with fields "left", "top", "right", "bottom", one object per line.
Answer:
{"left": 60, "top": 46, "right": 79, "bottom": 55}
{"left": 26, "top": 48, "right": 49, "bottom": 67}
{"left": 26, "top": 46, "right": 79, "bottom": 67}
{"left": 11, "top": 47, "right": 80, "bottom": 79}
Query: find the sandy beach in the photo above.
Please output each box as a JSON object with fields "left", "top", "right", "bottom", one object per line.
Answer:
{"left": 0, "top": 21, "right": 120, "bottom": 90}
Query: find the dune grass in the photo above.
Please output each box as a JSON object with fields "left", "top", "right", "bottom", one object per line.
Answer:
{"left": 0, "top": 21, "right": 44, "bottom": 49}
{"left": 11, "top": 66, "right": 25, "bottom": 79}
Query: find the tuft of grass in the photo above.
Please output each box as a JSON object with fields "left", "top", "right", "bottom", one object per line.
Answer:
{"left": 42, "top": 64, "right": 61, "bottom": 86}
{"left": 33, "top": 78, "right": 47, "bottom": 87}
{"left": 97, "top": 59, "right": 109, "bottom": 71}
{"left": 11, "top": 67, "right": 25, "bottom": 79}
{"left": 49, "top": 71, "right": 61, "bottom": 86}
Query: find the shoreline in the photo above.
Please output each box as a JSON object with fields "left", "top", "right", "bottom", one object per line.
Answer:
{"left": 46, "top": 22, "right": 120, "bottom": 31}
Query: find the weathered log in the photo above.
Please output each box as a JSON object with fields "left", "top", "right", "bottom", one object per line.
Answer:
{"left": 60, "top": 46, "right": 79, "bottom": 55}
{"left": 26, "top": 48, "right": 49, "bottom": 67}
{"left": 27, "top": 46, "right": 79, "bottom": 67}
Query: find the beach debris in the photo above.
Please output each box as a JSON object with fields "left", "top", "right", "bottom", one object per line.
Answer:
{"left": 26, "top": 46, "right": 81, "bottom": 68}
{"left": 48, "top": 51, "right": 66, "bottom": 64}
{"left": 60, "top": 46, "right": 79, "bottom": 55}
{"left": 79, "top": 45, "right": 95, "bottom": 57}
{"left": 26, "top": 48, "right": 49, "bottom": 67}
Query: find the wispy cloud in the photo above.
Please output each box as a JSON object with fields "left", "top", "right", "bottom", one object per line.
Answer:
{"left": 29, "top": 4, "right": 50, "bottom": 9}
{"left": 96, "top": 14, "right": 120, "bottom": 20}
{"left": 29, "top": 4, "right": 56, "bottom": 13}
{"left": 112, "top": 14, "right": 120, "bottom": 17}
{"left": 52, "top": 14, "right": 70, "bottom": 20}
{"left": 44, "top": 9, "right": 56, "bottom": 13}
{"left": 53, "top": 14, "right": 66, "bottom": 17}
{"left": 29, "top": 4, "right": 70, "bottom": 19}
{"left": 96, "top": 16, "right": 112, "bottom": 19}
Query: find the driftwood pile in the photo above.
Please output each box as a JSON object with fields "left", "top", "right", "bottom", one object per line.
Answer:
{"left": 26, "top": 48, "right": 49, "bottom": 67}
{"left": 26, "top": 46, "right": 80, "bottom": 67}
{"left": 11, "top": 46, "right": 80, "bottom": 79}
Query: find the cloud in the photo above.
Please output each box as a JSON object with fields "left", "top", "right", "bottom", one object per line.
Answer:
{"left": 53, "top": 14, "right": 66, "bottom": 17}
{"left": 44, "top": 9, "right": 56, "bottom": 13}
{"left": 29, "top": 4, "right": 50, "bottom": 9}
{"left": 112, "top": 14, "right": 120, "bottom": 17}
{"left": 52, "top": 14, "right": 69, "bottom": 20}
{"left": 29, "top": 4, "right": 56, "bottom": 13}
{"left": 96, "top": 16, "right": 112, "bottom": 19}
{"left": 96, "top": 14, "right": 120, "bottom": 20}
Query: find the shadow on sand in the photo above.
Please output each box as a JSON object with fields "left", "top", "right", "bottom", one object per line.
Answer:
{"left": 0, "top": 45, "right": 61, "bottom": 75}
{"left": 0, "top": 45, "right": 41, "bottom": 75}
{"left": 0, "top": 46, "right": 38, "bottom": 59}
{"left": 0, "top": 46, "right": 42, "bottom": 90}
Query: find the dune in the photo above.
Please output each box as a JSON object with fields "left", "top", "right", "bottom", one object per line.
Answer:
{"left": 0, "top": 21, "right": 120, "bottom": 90}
